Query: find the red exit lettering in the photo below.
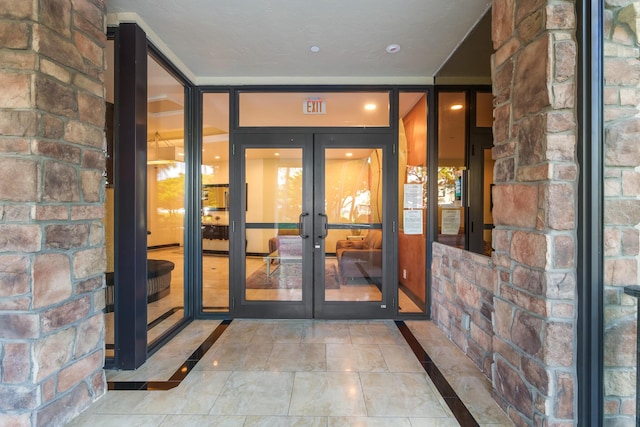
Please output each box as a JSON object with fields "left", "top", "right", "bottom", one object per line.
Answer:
{"left": 303, "top": 98, "right": 325, "bottom": 114}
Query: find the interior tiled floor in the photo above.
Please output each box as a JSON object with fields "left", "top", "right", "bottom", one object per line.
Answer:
{"left": 72, "top": 319, "right": 512, "bottom": 426}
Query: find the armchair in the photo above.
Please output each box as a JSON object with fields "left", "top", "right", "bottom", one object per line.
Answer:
{"left": 268, "top": 229, "right": 302, "bottom": 256}
{"left": 335, "top": 229, "right": 383, "bottom": 285}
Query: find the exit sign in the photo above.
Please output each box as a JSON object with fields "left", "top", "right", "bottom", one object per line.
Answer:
{"left": 303, "top": 98, "right": 326, "bottom": 114}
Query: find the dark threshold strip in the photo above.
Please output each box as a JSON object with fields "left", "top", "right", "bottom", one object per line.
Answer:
{"left": 107, "top": 319, "right": 232, "bottom": 391}
{"left": 395, "top": 320, "right": 480, "bottom": 427}
{"left": 105, "top": 307, "right": 185, "bottom": 350}
{"left": 147, "top": 306, "right": 184, "bottom": 330}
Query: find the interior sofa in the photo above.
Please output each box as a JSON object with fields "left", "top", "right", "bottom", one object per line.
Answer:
{"left": 335, "top": 229, "right": 383, "bottom": 285}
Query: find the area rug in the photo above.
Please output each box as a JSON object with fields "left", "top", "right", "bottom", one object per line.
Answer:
{"left": 246, "top": 262, "right": 340, "bottom": 289}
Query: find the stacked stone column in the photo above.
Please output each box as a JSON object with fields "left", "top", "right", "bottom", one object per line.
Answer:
{"left": 603, "top": 1, "right": 640, "bottom": 425}
{"left": 0, "top": 1, "right": 107, "bottom": 426}
{"left": 491, "top": 0, "right": 578, "bottom": 425}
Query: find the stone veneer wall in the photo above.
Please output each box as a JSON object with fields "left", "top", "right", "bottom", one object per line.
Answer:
{"left": 432, "top": 0, "right": 581, "bottom": 425}
{"left": 0, "top": 1, "right": 107, "bottom": 426}
{"left": 431, "top": 244, "right": 496, "bottom": 378}
{"left": 603, "top": 1, "right": 640, "bottom": 425}
{"left": 490, "top": 1, "right": 579, "bottom": 425}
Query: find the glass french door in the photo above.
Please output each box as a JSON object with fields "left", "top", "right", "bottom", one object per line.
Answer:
{"left": 232, "top": 133, "right": 395, "bottom": 319}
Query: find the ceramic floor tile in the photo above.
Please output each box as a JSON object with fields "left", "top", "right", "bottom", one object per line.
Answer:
{"left": 446, "top": 376, "right": 511, "bottom": 425}
{"left": 194, "top": 341, "right": 274, "bottom": 371}
{"left": 216, "top": 320, "right": 261, "bottom": 343}
{"left": 210, "top": 371, "right": 295, "bottom": 416}
{"left": 359, "top": 372, "right": 452, "bottom": 418}
{"left": 327, "top": 416, "right": 413, "bottom": 426}
{"left": 106, "top": 359, "right": 176, "bottom": 382}
{"left": 265, "top": 343, "right": 327, "bottom": 371}
{"left": 84, "top": 390, "right": 151, "bottom": 414}
{"left": 289, "top": 372, "right": 367, "bottom": 417}
{"left": 131, "top": 371, "right": 231, "bottom": 414}
{"left": 106, "top": 320, "right": 222, "bottom": 382}
{"left": 243, "top": 416, "right": 328, "bottom": 426}
{"left": 348, "top": 322, "right": 406, "bottom": 345}
{"left": 93, "top": 319, "right": 508, "bottom": 427}
{"left": 158, "top": 414, "right": 246, "bottom": 426}
{"left": 250, "top": 322, "right": 306, "bottom": 343}
{"left": 325, "top": 343, "right": 388, "bottom": 372}
{"left": 378, "top": 344, "right": 425, "bottom": 372}
{"left": 66, "top": 413, "right": 166, "bottom": 427}
{"left": 302, "top": 322, "right": 353, "bottom": 344}
{"left": 408, "top": 418, "right": 461, "bottom": 426}
{"left": 405, "top": 321, "right": 512, "bottom": 426}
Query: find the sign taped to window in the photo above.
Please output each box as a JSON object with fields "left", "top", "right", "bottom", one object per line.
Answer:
{"left": 404, "top": 184, "right": 424, "bottom": 209}
{"left": 403, "top": 210, "right": 423, "bottom": 235}
{"left": 441, "top": 209, "right": 461, "bottom": 235}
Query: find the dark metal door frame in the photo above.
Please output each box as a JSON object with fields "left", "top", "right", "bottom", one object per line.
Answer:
{"left": 231, "top": 133, "right": 314, "bottom": 318}
{"left": 312, "top": 133, "right": 396, "bottom": 319}
{"left": 231, "top": 131, "right": 397, "bottom": 319}
{"left": 467, "top": 133, "right": 493, "bottom": 256}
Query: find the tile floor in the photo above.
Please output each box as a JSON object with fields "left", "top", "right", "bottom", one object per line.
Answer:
{"left": 71, "top": 319, "right": 512, "bottom": 426}
{"left": 106, "top": 248, "right": 423, "bottom": 357}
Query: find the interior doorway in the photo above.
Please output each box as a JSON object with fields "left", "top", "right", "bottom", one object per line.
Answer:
{"left": 231, "top": 132, "right": 403, "bottom": 319}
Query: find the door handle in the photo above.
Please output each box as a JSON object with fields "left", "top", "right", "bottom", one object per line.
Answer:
{"left": 318, "top": 213, "right": 328, "bottom": 239}
{"left": 298, "top": 212, "right": 309, "bottom": 238}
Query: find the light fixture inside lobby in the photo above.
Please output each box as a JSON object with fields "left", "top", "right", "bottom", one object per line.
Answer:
{"left": 364, "top": 103, "right": 377, "bottom": 111}
{"left": 148, "top": 131, "right": 184, "bottom": 165}
{"left": 386, "top": 44, "right": 401, "bottom": 54}
{"left": 450, "top": 104, "right": 463, "bottom": 110}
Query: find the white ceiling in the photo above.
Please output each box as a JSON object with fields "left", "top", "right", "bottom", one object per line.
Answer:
{"left": 106, "top": 0, "right": 493, "bottom": 85}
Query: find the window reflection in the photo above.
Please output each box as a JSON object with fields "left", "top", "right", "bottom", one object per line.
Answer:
{"left": 239, "top": 92, "right": 390, "bottom": 127}
{"left": 146, "top": 54, "right": 186, "bottom": 343}
{"left": 201, "top": 92, "right": 230, "bottom": 312}
{"left": 437, "top": 92, "right": 466, "bottom": 249}
{"left": 398, "top": 92, "right": 428, "bottom": 313}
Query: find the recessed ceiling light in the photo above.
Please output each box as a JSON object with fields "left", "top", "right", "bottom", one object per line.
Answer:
{"left": 364, "top": 103, "right": 377, "bottom": 111}
{"left": 214, "top": 155, "right": 220, "bottom": 160}
{"left": 310, "top": 46, "right": 320, "bottom": 53}
{"left": 275, "top": 153, "right": 280, "bottom": 156}
{"left": 386, "top": 44, "right": 401, "bottom": 54}
{"left": 345, "top": 152, "right": 353, "bottom": 157}
{"left": 450, "top": 104, "right": 463, "bottom": 110}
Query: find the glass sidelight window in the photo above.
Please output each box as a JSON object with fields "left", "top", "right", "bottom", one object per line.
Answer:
{"left": 467, "top": 90, "right": 494, "bottom": 256}
{"left": 398, "top": 91, "right": 429, "bottom": 314}
{"left": 201, "top": 93, "right": 230, "bottom": 312}
{"left": 145, "top": 54, "right": 187, "bottom": 343}
{"left": 436, "top": 89, "right": 494, "bottom": 257}
{"left": 106, "top": 25, "right": 195, "bottom": 368}
{"left": 437, "top": 91, "right": 467, "bottom": 250}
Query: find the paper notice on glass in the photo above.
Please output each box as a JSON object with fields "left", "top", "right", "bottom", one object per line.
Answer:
{"left": 441, "top": 209, "right": 461, "bottom": 235}
{"left": 404, "top": 184, "right": 424, "bottom": 209}
{"left": 403, "top": 210, "right": 423, "bottom": 235}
